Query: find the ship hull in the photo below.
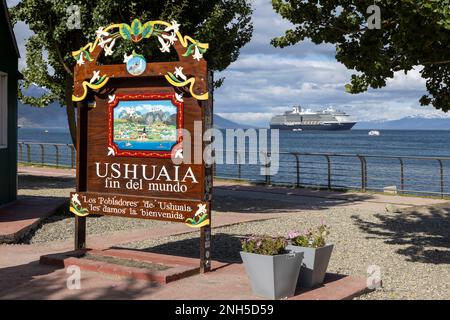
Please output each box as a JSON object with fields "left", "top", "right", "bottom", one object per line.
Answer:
{"left": 270, "top": 122, "right": 356, "bottom": 131}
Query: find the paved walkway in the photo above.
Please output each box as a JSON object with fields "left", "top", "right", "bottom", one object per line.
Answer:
{"left": 0, "top": 197, "right": 66, "bottom": 243}
{"left": 18, "top": 166, "right": 76, "bottom": 178}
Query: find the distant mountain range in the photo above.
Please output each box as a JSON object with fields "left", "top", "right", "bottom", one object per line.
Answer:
{"left": 18, "top": 101, "right": 249, "bottom": 129}
{"left": 354, "top": 116, "right": 450, "bottom": 130}
{"left": 19, "top": 102, "right": 450, "bottom": 130}
{"left": 118, "top": 108, "right": 176, "bottom": 126}
{"left": 18, "top": 102, "right": 67, "bottom": 128}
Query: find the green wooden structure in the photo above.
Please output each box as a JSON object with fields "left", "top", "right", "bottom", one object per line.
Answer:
{"left": 0, "top": 0, "right": 19, "bottom": 205}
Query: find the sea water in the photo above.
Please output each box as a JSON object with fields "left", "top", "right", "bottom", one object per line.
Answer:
{"left": 18, "top": 128, "right": 450, "bottom": 195}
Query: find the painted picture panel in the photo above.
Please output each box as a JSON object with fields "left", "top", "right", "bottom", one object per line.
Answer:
{"left": 108, "top": 93, "right": 183, "bottom": 158}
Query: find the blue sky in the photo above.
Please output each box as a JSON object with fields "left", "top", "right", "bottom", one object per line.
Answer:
{"left": 115, "top": 100, "right": 176, "bottom": 119}
{"left": 9, "top": 0, "right": 450, "bottom": 127}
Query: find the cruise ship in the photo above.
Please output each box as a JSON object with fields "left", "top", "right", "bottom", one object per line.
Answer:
{"left": 270, "top": 106, "right": 356, "bottom": 131}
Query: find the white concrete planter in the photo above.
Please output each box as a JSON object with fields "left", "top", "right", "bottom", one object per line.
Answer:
{"left": 286, "top": 244, "right": 334, "bottom": 288}
{"left": 240, "top": 251, "right": 303, "bottom": 300}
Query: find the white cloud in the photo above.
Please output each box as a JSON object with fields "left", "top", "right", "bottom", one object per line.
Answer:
{"left": 214, "top": 0, "right": 449, "bottom": 126}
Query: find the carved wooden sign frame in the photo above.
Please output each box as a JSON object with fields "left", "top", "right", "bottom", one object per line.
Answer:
{"left": 71, "top": 19, "right": 213, "bottom": 272}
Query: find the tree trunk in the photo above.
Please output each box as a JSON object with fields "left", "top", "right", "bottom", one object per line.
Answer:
{"left": 65, "top": 75, "right": 77, "bottom": 148}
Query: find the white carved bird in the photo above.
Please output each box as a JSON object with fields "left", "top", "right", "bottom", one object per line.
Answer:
{"left": 164, "top": 20, "right": 180, "bottom": 34}
{"left": 98, "top": 37, "right": 113, "bottom": 48}
{"left": 71, "top": 193, "right": 82, "bottom": 207}
{"left": 195, "top": 204, "right": 207, "bottom": 217}
{"left": 95, "top": 27, "right": 110, "bottom": 39}
{"left": 90, "top": 70, "right": 101, "bottom": 84}
{"left": 158, "top": 36, "right": 171, "bottom": 53}
{"left": 77, "top": 54, "right": 85, "bottom": 66}
{"left": 174, "top": 149, "right": 183, "bottom": 159}
{"left": 123, "top": 53, "right": 133, "bottom": 63}
{"left": 174, "top": 67, "right": 187, "bottom": 81}
{"left": 175, "top": 93, "right": 184, "bottom": 102}
{"left": 193, "top": 46, "right": 203, "bottom": 61}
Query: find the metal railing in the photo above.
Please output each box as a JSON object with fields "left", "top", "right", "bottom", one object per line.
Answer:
{"left": 18, "top": 142, "right": 76, "bottom": 169}
{"left": 17, "top": 142, "right": 450, "bottom": 198}
{"left": 214, "top": 150, "right": 450, "bottom": 198}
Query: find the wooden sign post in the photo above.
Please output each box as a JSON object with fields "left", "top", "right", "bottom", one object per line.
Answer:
{"left": 70, "top": 19, "right": 213, "bottom": 272}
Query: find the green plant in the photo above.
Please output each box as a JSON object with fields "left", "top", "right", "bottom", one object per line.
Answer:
{"left": 288, "top": 224, "right": 330, "bottom": 248}
{"left": 241, "top": 235, "right": 287, "bottom": 255}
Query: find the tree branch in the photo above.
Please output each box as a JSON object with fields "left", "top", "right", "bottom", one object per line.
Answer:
{"left": 48, "top": 15, "right": 74, "bottom": 77}
{"left": 422, "top": 60, "right": 450, "bottom": 66}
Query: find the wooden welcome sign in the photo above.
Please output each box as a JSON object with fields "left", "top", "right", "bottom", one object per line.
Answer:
{"left": 70, "top": 19, "right": 213, "bottom": 272}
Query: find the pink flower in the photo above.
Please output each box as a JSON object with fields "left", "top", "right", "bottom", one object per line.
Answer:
{"left": 287, "top": 231, "right": 301, "bottom": 239}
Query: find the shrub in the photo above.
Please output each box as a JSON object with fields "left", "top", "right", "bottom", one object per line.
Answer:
{"left": 241, "top": 235, "right": 287, "bottom": 255}
{"left": 288, "top": 223, "right": 330, "bottom": 248}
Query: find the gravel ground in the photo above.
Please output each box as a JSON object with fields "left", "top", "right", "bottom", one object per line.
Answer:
{"left": 117, "top": 205, "right": 450, "bottom": 300}
{"left": 23, "top": 213, "right": 169, "bottom": 244}
{"left": 18, "top": 174, "right": 75, "bottom": 198}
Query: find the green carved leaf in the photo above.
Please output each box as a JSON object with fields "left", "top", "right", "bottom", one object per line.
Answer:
{"left": 167, "top": 72, "right": 182, "bottom": 83}
{"left": 142, "top": 22, "right": 153, "bottom": 38}
{"left": 197, "top": 214, "right": 207, "bottom": 224}
{"left": 185, "top": 218, "right": 196, "bottom": 224}
{"left": 131, "top": 19, "right": 142, "bottom": 36}
{"left": 119, "top": 24, "right": 132, "bottom": 40}
{"left": 183, "top": 44, "right": 195, "bottom": 57}
{"left": 82, "top": 50, "right": 93, "bottom": 61}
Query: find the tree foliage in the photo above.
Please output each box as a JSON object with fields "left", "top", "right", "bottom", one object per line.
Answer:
{"left": 11, "top": 0, "right": 253, "bottom": 144}
{"left": 272, "top": 0, "right": 450, "bottom": 112}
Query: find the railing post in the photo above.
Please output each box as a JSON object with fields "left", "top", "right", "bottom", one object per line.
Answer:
{"left": 26, "top": 144, "right": 31, "bottom": 164}
{"left": 325, "top": 155, "right": 332, "bottom": 189}
{"left": 358, "top": 155, "right": 367, "bottom": 192}
{"left": 18, "top": 143, "right": 23, "bottom": 162}
{"left": 365, "top": 158, "right": 368, "bottom": 189}
{"left": 292, "top": 153, "right": 300, "bottom": 188}
{"left": 39, "top": 144, "right": 45, "bottom": 166}
{"left": 70, "top": 144, "right": 76, "bottom": 169}
{"left": 237, "top": 152, "right": 242, "bottom": 179}
{"left": 399, "top": 158, "right": 404, "bottom": 194}
{"left": 54, "top": 145, "right": 60, "bottom": 168}
{"left": 438, "top": 160, "right": 444, "bottom": 199}
{"left": 262, "top": 152, "right": 271, "bottom": 186}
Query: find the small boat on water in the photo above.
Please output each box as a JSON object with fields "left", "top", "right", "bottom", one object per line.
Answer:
{"left": 368, "top": 130, "right": 380, "bottom": 136}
